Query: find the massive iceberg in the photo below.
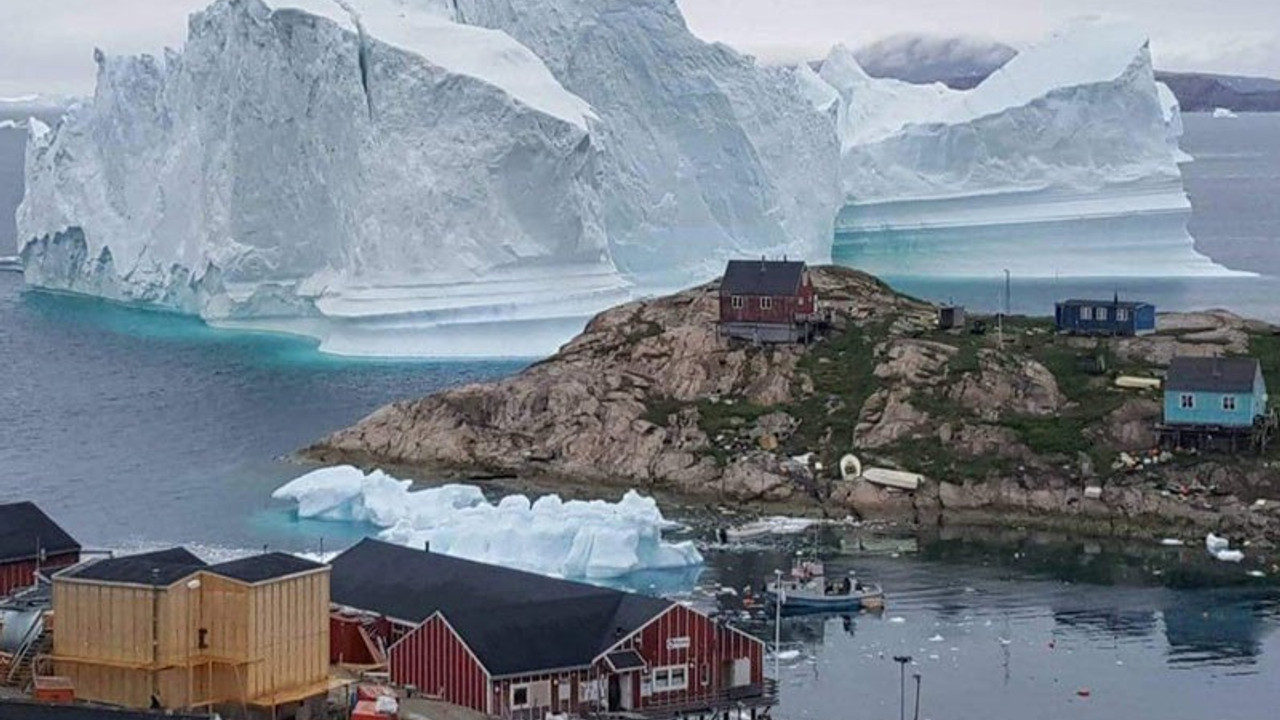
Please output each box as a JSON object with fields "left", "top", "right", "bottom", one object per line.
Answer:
{"left": 16, "top": 0, "right": 840, "bottom": 355}
{"left": 812, "top": 22, "right": 1240, "bottom": 279}
{"left": 271, "top": 465, "right": 703, "bottom": 579}
{"left": 18, "top": 0, "right": 628, "bottom": 357}
{"left": 452, "top": 0, "right": 841, "bottom": 288}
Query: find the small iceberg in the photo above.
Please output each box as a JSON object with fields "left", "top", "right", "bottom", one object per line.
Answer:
{"left": 1212, "top": 107, "right": 1239, "bottom": 119}
{"left": 719, "top": 516, "right": 821, "bottom": 542}
{"left": 1159, "top": 538, "right": 1185, "bottom": 547}
{"left": 273, "top": 466, "right": 702, "bottom": 579}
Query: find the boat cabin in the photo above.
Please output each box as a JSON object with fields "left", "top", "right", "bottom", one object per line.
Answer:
{"left": 719, "top": 259, "right": 816, "bottom": 343}
{"left": 328, "top": 539, "right": 773, "bottom": 720}
{"left": 1055, "top": 298, "right": 1155, "bottom": 336}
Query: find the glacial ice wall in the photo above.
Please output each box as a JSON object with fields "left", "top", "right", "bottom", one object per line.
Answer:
{"left": 271, "top": 465, "right": 703, "bottom": 579}
{"left": 453, "top": 0, "right": 842, "bottom": 288}
{"left": 814, "top": 22, "right": 1239, "bottom": 278}
{"left": 18, "top": 0, "right": 630, "bottom": 357}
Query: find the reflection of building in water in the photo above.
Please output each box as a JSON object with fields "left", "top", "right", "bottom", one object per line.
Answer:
{"left": 1162, "top": 595, "right": 1270, "bottom": 667}
{"left": 1053, "top": 606, "right": 1161, "bottom": 640}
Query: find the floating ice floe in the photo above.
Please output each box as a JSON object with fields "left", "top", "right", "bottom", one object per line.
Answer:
{"left": 1204, "top": 533, "right": 1244, "bottom": 562}
{"left": 1159, "top": 538, "right": 1185, "bottom": 546}
{"left": 272, "top": 465, "right": 702, "bottom": 579}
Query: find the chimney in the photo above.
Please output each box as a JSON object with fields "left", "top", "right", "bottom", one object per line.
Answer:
{"left": 424, "top": 540, "right": 431, "bottom": 553}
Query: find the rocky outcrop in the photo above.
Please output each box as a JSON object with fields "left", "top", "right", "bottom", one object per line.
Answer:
{"left": 309, "top": 265, "right": 1280, "bottom": 545}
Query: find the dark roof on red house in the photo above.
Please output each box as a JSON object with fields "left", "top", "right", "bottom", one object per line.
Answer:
{"left": 329, "top": 538, "right": 672, "bottom": 677}
{"left": 0, "top": 502, "right": 80, "bottom": 564}
{"left": 720, "top": 260, "right": 806, "bottom": 296}
{"left": 1166, "top": 356, "right": 1261, "bottom": 394}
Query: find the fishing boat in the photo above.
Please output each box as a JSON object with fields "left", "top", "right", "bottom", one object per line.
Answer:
{"left": 764, "top": 559, "right": 884, "bottom": 612}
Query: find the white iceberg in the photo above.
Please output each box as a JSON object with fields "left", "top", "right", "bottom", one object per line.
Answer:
{"left": 18, "top": 0, "right": 630, "bottom": 358}
{"left": 17, "top": 0, "right": 841, "bottom": 355}
{"left": 272, "top": 465, "right": 703, "bottom": 579}
{"left": 809, "top": 21, "right": 1241, "bottom": 279}
{"left": 1212, "top": 107, "right": 1238, "bottom": 119}
{"left": 452, "top": 0, "right": 842, "bottom": 289}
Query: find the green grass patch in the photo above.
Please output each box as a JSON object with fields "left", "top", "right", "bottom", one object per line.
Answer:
{"left": 1002, "top": 415, "right": 1091, "bottom": 457}
{"left": 882, "top": 436, "right": 1014, "bottom": 482}
{"left": 642, "top": 396, "right": 686, "bottom": 427}
{"left": 695, "top": 399, "right": 773, "bottom": 437}
{"left": 786, "top": 323, "right": 887, "bottom": 457}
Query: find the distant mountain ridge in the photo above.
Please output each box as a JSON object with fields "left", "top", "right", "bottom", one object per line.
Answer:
{"left": 1154, "top": 71, "right": 1280, "bottom": 112}
{"left": 853, "top": 33, "right": 1280, "bottom": 111}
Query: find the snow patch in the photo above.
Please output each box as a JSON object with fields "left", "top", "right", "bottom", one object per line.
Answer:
{"left": 272, "top": 466, "right": 703, "bottom": 579}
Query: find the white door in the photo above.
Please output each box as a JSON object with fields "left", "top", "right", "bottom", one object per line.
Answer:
{"left": 731, "top": 657, "right": 752, "bottom": 687}
{"left": 619, "top": 674, "right": 634, "bottom": 710}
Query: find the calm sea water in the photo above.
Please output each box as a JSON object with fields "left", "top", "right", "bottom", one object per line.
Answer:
{"left": 1, "top": 114, "right": 1278, "bottom": 719}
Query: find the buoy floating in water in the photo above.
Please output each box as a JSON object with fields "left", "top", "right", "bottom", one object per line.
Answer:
{"left": 1076, "top": 688, "right": 1092, "bottom": 698}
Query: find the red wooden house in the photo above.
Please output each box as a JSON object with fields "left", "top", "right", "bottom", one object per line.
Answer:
{"left": 0, "top": 502, "right": 81, "bottom": 597}
{"left": 719, "top": 259, "right": 816, "bottom": 344}
{"left": 329, "top": 539, "right": 773, "bottom": 720}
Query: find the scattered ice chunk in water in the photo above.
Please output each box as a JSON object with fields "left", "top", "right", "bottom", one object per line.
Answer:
{"left": 889, "top": 617, "right": 907, "bottom": 624}
{"left": 928, "top": 635, "right": 944, "bottom": 642}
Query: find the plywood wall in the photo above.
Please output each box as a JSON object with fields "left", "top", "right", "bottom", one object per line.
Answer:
{"left": 52, "top": 568, "right": 330, "bottom": 711}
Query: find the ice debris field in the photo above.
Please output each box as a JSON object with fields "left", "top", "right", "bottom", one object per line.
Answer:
{"left": 271, "top": 465, "right": 703, "bottom": 579}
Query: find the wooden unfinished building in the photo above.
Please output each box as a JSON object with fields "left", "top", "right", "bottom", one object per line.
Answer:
{"left": 49, "top": 548, "right": 332, "bottom": 718}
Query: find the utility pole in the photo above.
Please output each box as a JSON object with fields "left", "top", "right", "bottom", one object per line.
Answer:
{"left": 893, "top": 655, "right": 912, "bottom": 720}
{"left": 913, "top": 672, "right": 922, "bottom": 720}
{"left": 773, "top": 569, "right": 784, "bottom": 683}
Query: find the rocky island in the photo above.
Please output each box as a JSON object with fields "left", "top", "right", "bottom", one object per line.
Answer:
{"left": 307, "top": 267, "right": 1280, "bottom": 549}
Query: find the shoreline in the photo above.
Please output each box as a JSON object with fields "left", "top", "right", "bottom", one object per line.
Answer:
{"left": 305, "top": 266, "right": 1280, "bottom": 558}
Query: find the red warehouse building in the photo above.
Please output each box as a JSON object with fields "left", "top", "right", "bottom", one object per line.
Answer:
{"left": 718, "top": 259, "right": 816, "bottom": 344}
{"left": 329, "top": 539, "right": 774, "bottom": 720}
{"left": 0, "top": 502, "right": 81, "bottom": 597}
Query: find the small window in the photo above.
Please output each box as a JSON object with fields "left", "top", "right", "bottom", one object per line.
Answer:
{"left": 760, "top": 297, "right": 773, "bottom": 310}
{"left": 700, "top": 663, "right": 711, "bottom": 687}
{"left": 730, "top": 295, "right": 744, "bottom": 309}
{"left": 1078, "top": 306, "right": 1092, "bottom": 321}
{"left": 1095, "top": 307, "right": 1108, "bottom": 321}
{"left": 652, "top": 665, "right": 689, "bottom": 693}
{"left": 1116, "top": 308, "right": 1129, "bottom": 322}
{"left": 1180, "top": 394, "right": 1195, "bottom": 409}
{"left": 1223, "top": 396, "right": 1237, "bottom": 411}
{"left": 512, "top": 686, "right": 530, "bottom": 709}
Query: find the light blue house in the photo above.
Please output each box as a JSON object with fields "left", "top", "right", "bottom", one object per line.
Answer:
{"left": 1163, "top": 356, "right": 1268, "bottom": 428}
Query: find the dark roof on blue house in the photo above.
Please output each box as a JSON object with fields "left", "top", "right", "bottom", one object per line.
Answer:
{"left": 1166, "top": 356, "right": 1261, "bottom": 394}
{"left": 721, "top": 260, "right": 806, "bottom": 296}
{"left": 329, "top": 538, "right": 672, "bottom": 677}
{"left": 1057, "top": 298, "right": 1152, "bottom": 309}
{"left": 0, "top": 502, "right": 80, "bottom": 564}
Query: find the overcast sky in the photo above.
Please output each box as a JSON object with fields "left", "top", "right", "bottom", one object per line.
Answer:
{"left": 2, "top": 0, "right": 1278, "bottom": 97}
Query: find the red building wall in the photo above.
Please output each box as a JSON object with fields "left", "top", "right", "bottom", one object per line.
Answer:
{"left": 391, "top": 615, "right": 490, "bottom": 715}
{"left": 719, "top": 275, "right": 816, "bottom": 325}
{"left": 0, "top": 552, "right": 79, "bottom": 597}
{"left": 330, "top": 613, "right": 390, "bottom": 665}
{"left": 608, "top": 604, "right": 765, "bottom": 711}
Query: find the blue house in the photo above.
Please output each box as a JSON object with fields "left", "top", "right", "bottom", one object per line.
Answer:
{"left": 1163, "top": 356, "right": 1268, "bottom": 428}
{"left": 1055, "top": 298, "right": 1156, "bottom": 336}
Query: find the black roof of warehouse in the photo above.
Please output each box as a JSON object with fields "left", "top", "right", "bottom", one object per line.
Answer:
{"left": 59, "top": 547, "right": 325, "bottom": 586}
{"left": 1166, "top": 356, "right": 1262, "bottom": 394}
{"left": 329, "top": 538, "right": 672, "bottom": 677}
{"left": 720, "top": 260, "right": 807, "bottom": 296}
{"left": 0, "top": 501, "right": 81, "bottom": 564}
